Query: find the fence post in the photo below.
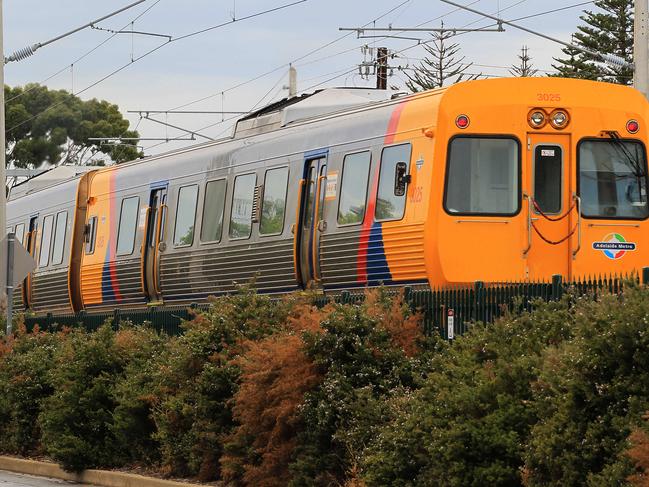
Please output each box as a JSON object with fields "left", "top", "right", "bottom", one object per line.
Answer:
{"left": 474, "top": 281, "right": 484, "bottom": 323}
{"left": 113, "top": 308, "right": 121, "bottom": 330}
{"left": 643, "top": 267, "right": 649, "bottom": 286}
{"left": 551, "top": 275, "right": 563, "bottom": 301}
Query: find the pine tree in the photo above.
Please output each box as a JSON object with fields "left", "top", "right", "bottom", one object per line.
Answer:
{"left": 509, "top": 46, "right": 538, "bottom": 77}
{"left": 552, "top": 0, "right": 633, "bottom": 85}
{"left": 405, "top": 24, "right": 479, "bottom": 92}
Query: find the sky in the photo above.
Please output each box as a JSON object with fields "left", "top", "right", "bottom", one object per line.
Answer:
{"left": 3, "top": 0, "right": 594, "bottom": 157}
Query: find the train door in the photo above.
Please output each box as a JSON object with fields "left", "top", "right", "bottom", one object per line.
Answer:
{"left": 22, "top": 215, "right": 38, "bottom": 308}
{"left": 438, "top": 136, "right": 526, "bottom": 283}
{"left": 295, "top": 154, "right": 327, "bottom": 288}
{"left": 142, "top": 186, "right": 167, "bottom": 303}
{"left": 525, "top": 133, "right": 573, "bottom": 279}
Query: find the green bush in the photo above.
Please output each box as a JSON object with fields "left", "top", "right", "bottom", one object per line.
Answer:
{"left": 524, "top": 285, "right": 649, "bottom": 486}
{"left": 152, "top": 287, "right": 291, "bottom": 481}
{"left": 289, "top": 291, "right": 431, "bottom": 486}
{"left": 0, "top": 328, "right": 60, "bottom": 454}
{"left": 360, "top": 298, "right": 574, "bottom": 487}
{"left": 39, "top": 325, "right": 124, "bottom": 472}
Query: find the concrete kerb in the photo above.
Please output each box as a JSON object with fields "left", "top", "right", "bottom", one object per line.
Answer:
{"left": 0, "top": 456, "right": 199, "bottom": 487}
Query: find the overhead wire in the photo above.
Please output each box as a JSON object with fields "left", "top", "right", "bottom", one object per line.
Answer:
{"left": 6, "top": 0, "right": 309, "bottom": 135}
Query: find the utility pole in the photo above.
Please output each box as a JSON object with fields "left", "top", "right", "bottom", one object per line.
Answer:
{"left": 635, "top": 0, "right": 649, "bottom": 98}
{"left": 376, "top": 47, "right": 388, "bottom": 89}
{"left": 288, "top": 64, "right": 297, "bottom": 97}
{"left": 0, "top": 0, "right": 7, "bottom": 333}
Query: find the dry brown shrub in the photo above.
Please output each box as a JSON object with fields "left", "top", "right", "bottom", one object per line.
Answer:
{"left": 364, "top": 289, "right": 423, "bottom": 357}
{"left": 627, "top": 417, "right": 649, "bottom": 486}
{"left": 221, "top": 303, "right": 327, "bottom": 487}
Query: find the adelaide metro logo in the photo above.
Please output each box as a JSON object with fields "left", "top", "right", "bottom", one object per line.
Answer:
{"left": 592, "top": 233, "right": 637, "bottom": 260}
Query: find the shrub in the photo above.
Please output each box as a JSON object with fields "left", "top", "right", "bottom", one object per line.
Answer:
{"left": 39, "top": 325, "right": 123, "bottom": 471}
{"left": 0, "top": 326, "right": 60, "bottom": 454}
{"left": 152, "top": 286, "right": 291, "bottom": 481}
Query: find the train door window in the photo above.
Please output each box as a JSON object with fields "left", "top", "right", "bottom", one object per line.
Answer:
{"left": 534, "top": 146, "right": 562, "bottom": 214}
{"left": 578, "top": 139, "right": 649, "bottom": 219}
{"left": 51, "top": 211, "right": 68, "bottom": 265}
{"left": 39, "top": 215, "right": 54, "bottom": 267}
{"left": 445, "top": 137, "right": 520, "bottom": 215}
{"left": 338, "top": 151, "right": 371, "bottom": 225}
{"left": 376, "top": 144, "right": 412, "bottom": 221}
{"left": 116, "top": 197, "right": 140, "bottom": 255}
{"left": 229, "top": 173, "right": 256, "bottom": 239}
{"left": 15, "top": 223, "right": 25, "bottom": 245}
{"left": 201, "top": 179, "right": 227, "bottom": 243}
{"left": 85, "top": 216, "right": 97, "bottom": 255}
{"left": 260, "top": 167, "right": 289, "bottom": 235}
{"left": 174, "top": 185, "right": 199, "bottom": 247}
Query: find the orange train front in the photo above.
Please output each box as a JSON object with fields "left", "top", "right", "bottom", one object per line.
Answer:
{"left": 7, "top": 78, "right": 649, "bottom": 314}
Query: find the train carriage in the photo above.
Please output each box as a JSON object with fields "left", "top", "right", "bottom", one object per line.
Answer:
{"left": 8, "top": 77, "right": 649, "bottom": 314}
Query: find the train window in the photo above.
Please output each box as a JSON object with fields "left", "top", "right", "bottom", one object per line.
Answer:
{"left": 445, "top": 137, "right": 520, "bottom": 215}
{"left": 376, "top": 144, "right": 411, "bottom": 221}
{"left": 15, "top": 223, "right": 25, "bottom": 245}
{"left": 174, "top": 185, "right": 199, "bottom": 247}
{"left": 338, "top": 151, "right": 371, "bottom": 225}
{"left": 534, "top": 145, "right": 562, "bottom": 214}
{"left": 85, "top": 216, "right": 97, "bottom": 255}
{"left": 579, "top": 139, "right": 649, "bottom": 219}
{"left": 229, "top": 173, "right": 256, "bottom": 239}
{"left": 260, "top": 167, "right": 289, "bottom": 235}
{"left": 116, "top": 197, "right": 140, "bottom": 255}
{"left": 201, "top": 179, "right": 227, "bottom": 243}
{"left": 38, "top": 215, "right": 54, "bottom": 267}
{"left": 51, "top": 211, "right": 68, "bottom": 265}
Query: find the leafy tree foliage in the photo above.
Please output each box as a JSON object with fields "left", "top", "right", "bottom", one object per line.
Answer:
{"left": 5, "top": 84, "right": 141, "bottom": 168}
{"left": 552, "top": 0, "right": 633, "bottom": 84}
{"left": 405, "top": 27, "right": 479, "bottom": 92}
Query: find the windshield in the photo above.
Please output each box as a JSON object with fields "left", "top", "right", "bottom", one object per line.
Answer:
{"left": 579, "top": 139, "right": 648, "bottom": 219}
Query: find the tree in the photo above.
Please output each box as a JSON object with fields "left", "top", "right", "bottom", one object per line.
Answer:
{"left": 552, "top": 0, "right": 633, "bottom": 85}
{"left": 405, "top": 25, "right": 480, "bottom": 92}
{"left": 5, "top": 83, "right": 141, "bottom": 168}
{"left": 510, "top": 45, "right": 539, "bottom": 77}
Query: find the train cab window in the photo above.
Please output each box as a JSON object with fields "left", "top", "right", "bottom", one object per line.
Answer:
{"left": 39, "top": 215, "right": 54, "bottom": 267}
{"left": 338, "top": 151, "right": 371, "bottom": 225}
{"left": 201, "top": 179, "right": 227, "bottom": 243}
{"left": 579, "top": 139, "right": 649, "bottom": 219}
{"left": 116, "top": 197, "right": 140, "bottom": 255}
{"left": 51, "top": 211, "right": 68, "bottom": 265}
{"left": 15, "top": 223, "right": 25, "bottom": 246}
{"left": 229, "top": 173, "right": 256, "bottom": 239}
{"left": 445, "top": 137, "right": 519, "bottom": 215}
{"left": 376, "top": 144, "right": 412, "bottom": 221}
{"left": 85, "top": 216, "right": 97, "bottom": 255}
{"left": 260, "top": 167, "right": 289, "bottom": 235}
{"left": 534, "top": 146, "right": 563, "bottom": 214}
{"left": 174, "top": 185, "right": 199, "bottom": 247}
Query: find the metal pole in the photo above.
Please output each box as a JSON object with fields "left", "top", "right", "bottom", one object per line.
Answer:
{"left": 376, "top": 47, "right": 388, "bottom": 90}
{"left": 635, "top": 0, "right": 649, "bottom": 98}
{"left": 288, "top": 64, "right": 297, "bottom": 98}
{"left": 6, "top": 232, "right": 13, "bottom": 334}
{"left": 0, "top": 0, "right": 7, "bottom": 334}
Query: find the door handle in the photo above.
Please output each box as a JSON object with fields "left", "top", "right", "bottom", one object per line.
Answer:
{"left": 572, "top": 194, "right": 582, "bottom": 260}
{"left": 523, "top": 194, "right": 532, "bottom": 257}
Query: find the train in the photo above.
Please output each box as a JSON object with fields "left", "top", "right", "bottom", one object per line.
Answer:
{"left": 7, "top": 77, "right": 649, "bottom": 315}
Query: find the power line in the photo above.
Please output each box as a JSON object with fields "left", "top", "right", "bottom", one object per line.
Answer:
{"left": 6, "top": 0, "right": 309, "bottom": 135}
{"left": 6, "top": 0, "right": 164, "bottom": 104}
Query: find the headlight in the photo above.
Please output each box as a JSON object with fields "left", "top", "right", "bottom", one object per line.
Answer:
{"left": 528, "top": 109, "right": 546, "bottom": 129}
{"left": 550, "top": 109, "right": 570, "bottom": 129}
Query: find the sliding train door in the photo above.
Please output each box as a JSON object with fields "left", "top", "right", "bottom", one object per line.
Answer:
{"left": 142, "top": 186, "right": 167, "bottom": 303}
{"left": 22, "top": 215, "right": 38, "bottom": 308}
{"left": 525, "top": 133, "right": 572, "bottom": 279}
{"left": 295, "top": 153, "right": 327, "bottom": 288}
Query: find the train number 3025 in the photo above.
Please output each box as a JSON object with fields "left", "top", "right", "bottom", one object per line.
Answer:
{"left": 537, "top": 93, "right": 561, "bottom": 102}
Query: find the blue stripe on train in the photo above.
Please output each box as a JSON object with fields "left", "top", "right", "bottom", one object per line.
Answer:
{"left": 365, "top": 222, "right": 392, "bottom": 286}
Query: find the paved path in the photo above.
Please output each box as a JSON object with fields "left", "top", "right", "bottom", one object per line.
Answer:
{"left": 0, "top": 471, "right": 95, "bottom": 487}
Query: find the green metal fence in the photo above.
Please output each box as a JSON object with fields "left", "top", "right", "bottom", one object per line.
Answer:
{"left": 23, "top": 269, "right": 649, "bottom": 339}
